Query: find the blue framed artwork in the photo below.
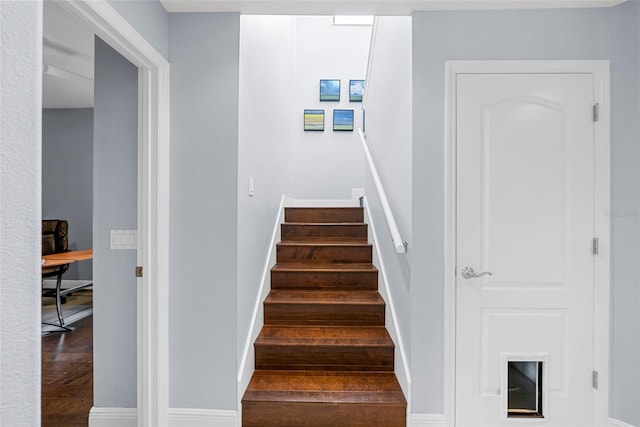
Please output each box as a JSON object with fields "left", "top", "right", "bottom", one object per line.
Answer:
{"left": 304, "top": 109, "right": 325, "bottom": 131}
{"left": 333, "top": 109, "right": 354, "bottom": 132}
{"left": 320, "top": 79, "right": 340, "bottom": 102}
{"left": 349, "top": 80, "right": 365, "bottom": 102}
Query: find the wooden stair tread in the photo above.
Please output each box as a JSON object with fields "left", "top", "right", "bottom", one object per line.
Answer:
{"left": 277, "top": 241, "right": 371, "bottom": 247}
{"left": 266, "top": 290, "right": 383, "bottom": 305}
{"left": 243, "top": 371, "right": 405, "bottom": 404}
{"left": 284, "top": 222, "right": 365, "bottom": 226}
{"left": 285, "top": 208, "right": 364, "bottom": 224}
{"left": 256, "top": 326, "right": 393, "bottom": 346}
{"left": 272, "top": 262, "right": 377, "bottom": 272}
{"left": 281, "top": 223, "right": 368, "bottom": 242}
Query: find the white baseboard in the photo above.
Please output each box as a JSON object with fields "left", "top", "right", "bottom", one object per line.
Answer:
{"left": 169, "top": 408, "right": 237, "bottom": 426}
{"left": 411, "top": 413, "right": 446, "bottom": 426}
{"left": 89, "top": 408, "right": 137, "bottom": 427}
{"left": 236, "top": 196, "right": 285, "bottom": 409}
{"left": 610, "top": 418, "right": 637, "bottom": 427}
{"left": 363, "top": 196, "right": 412, "bottom": 406}
{"left": 89, "top": 407, "right": 237, "bottom": 426}
{"left": 90, "top": 410, "right": 631, "bottom": 427}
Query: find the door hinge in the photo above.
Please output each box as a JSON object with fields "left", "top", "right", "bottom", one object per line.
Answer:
{"left": 593, "top": 103, "right": 600, "bottom": 122}
{"left": 592, "top": 237, "right": 599, "bottom": 255}
{"left": 592, "top": 370, "right": 599, "bottom": 389}
{"left": 135, "top": 266, "right": 143, "bottom": 278}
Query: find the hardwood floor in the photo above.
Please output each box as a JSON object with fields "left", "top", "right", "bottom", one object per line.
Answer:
{"left": 42, "top": 315, "right": 93, "bottom": 427}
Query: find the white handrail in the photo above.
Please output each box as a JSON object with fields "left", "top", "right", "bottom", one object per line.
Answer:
{"left": 358, "top": 128, "right": 407, "bottom": 253}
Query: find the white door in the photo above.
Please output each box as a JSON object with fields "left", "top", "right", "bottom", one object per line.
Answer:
{"left": 455, "top": 72, "right": 596, "bottom": 426}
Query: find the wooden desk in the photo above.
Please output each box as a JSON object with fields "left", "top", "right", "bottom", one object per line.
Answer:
{"left": 44, "top": 249, "right": 93, "bottom": 262}
{"left": 42, "top": 249, "right": 93, "bottom": 330}
{"left": 42, "top": 258, "right": 75, "bottom": 268}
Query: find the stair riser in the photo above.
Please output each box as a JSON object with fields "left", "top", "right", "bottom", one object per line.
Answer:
{"left": 271, "top": 271, "right": 378, "bottom": 291}
{"left": 242, "top": 402, "right": 406, "bottom": 427}
{"left": 255, "top": 345, "right": 394, "bottom": 371}
{"left": 277, "top": 245, "right": 372, "bottom": 263}
{"left": 281, "top": 224, "right": 367, "bottom": 241}
{"left": 285, "top": 208, "right": 364, "bottom": 224}
{"left": 264, "top": 303, "right": 385, "bottom": 326}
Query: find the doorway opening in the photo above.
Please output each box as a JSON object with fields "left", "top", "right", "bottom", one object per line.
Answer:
{"left": 39, "top": 0, "right": 170, "bottom": 424}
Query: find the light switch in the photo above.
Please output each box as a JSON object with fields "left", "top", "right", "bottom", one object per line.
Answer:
{"left": 249, "top": 176, "right": 255, "bottom": 197}
{"left": 110, "top": 229, "right": 137, "bottom": 250}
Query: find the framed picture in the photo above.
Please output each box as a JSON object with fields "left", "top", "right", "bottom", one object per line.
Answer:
{"left": 333, "top": 109, "right": 354, "bottom": 131}
{"left": 320, "top": 79, "right": 340, "bottom": 102}
{"left": 349, "top": 80, "right": 365, "bottom": 102}
{"left": 304, "top": 109, "right": 325, "bottom": 131}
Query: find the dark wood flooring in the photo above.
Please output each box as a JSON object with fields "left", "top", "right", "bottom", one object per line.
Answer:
{"left": 41, "top": 315, "right": 93, "bottom": 427}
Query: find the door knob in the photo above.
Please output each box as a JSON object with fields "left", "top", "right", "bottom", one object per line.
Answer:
{"left": 461, "top": 266, "right": 492, "bottom": 279}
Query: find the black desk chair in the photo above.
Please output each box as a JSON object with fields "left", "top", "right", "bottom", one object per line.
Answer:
{"left": 42, "top": 219, "right": 69, "bottom": 328}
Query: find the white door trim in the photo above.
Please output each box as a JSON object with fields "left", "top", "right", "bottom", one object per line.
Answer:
{"left": 444, "top": 60, "right": 610, "bottom": 426}
{"left": 56, "top": 1, "right": 170, "bottom": 426}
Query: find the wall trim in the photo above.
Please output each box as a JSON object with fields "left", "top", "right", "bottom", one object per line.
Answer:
{"left": 411, "top": 414, "right": 446, "bottom": 426}
{"left": 236, "top": 195, "right": 286, "bottom": 420}
{"left": 89, "top": 408, "right": 138, "bottom": 427}
{"left": 443, "top": 60, "right": 610, "bottom": 427}
{"left": 169, "top": 408, "right": 237, "bottom": 426}
{"left": 610, "top": 418, "right": 637, "bottom": 427}
{"left": 58, "top": 1, "right": 170, "bottom": 425}
{"left": 363, "top": 195, "right": 412, "bottom": 419}
{"left": 89, "top": 408, "right": 237, "bottom": 427}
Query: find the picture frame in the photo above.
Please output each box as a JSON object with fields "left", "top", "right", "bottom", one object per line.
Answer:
{"left": 349, "top": 80, "right": 365, "bottom": 102}
{"left": 333, "top": 109, "right": 354, "bottom": 132}
{"left": 304, "top": 109, "right": 325, "bottom": 131}
{"left": 320, "top": 79, "right": 340, "bottom": 102}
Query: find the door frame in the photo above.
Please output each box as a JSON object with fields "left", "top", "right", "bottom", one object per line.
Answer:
{"left": 55, "top": 1, "right": 170, "bottom": 425}
{"left": 443, "top": 60, "right": 610, "bottom": 426}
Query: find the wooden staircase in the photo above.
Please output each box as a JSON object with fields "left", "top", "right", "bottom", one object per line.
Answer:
{"left": 242, "top": 207, "right": 407, "bottom": 427}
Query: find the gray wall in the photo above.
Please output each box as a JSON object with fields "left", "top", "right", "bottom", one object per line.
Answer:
{"left": 93, "top": 36, "right": 139, "bottom": 407}
{"left": 42, "top": 108, "right": 93, "bottom": 280}
{"left": 0, "top": 1, "right": 42, "bottom": 425}
{"left": 412, "top": 4, "right": 640, "bottom": 424}
{"left": 107, "top": 0, "right": 168, "bottom": 59}
{"left": 169, "top": 13, "right": 240, "bottom": 410}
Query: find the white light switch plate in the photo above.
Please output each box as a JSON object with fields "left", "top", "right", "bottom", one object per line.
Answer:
{"left": 110, "top": 229, "right": 137, "bottom": 250}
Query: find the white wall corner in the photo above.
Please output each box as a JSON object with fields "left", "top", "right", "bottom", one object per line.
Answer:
{"left": 411, "top": 413, "right": 446, "bottom": 426}
{"left": 610, "top": 418, "right": 638, "bottom": 427}
{"left": 88, "top": 408, "right": 137, "bottom": 427}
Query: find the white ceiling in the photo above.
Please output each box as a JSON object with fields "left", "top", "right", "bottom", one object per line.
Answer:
{"left": 43, "top": 1, "right": 95, "bottom": 109}
{"left": 159, "top": 0, "right": 626, "bottom": 14}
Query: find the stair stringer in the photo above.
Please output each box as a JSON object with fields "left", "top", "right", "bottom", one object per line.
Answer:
{"left": 237, "top": 195, "right": 285, "bottom": 422}
{"left": 363, "top": 195, "right": 412, "bottom": 420}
